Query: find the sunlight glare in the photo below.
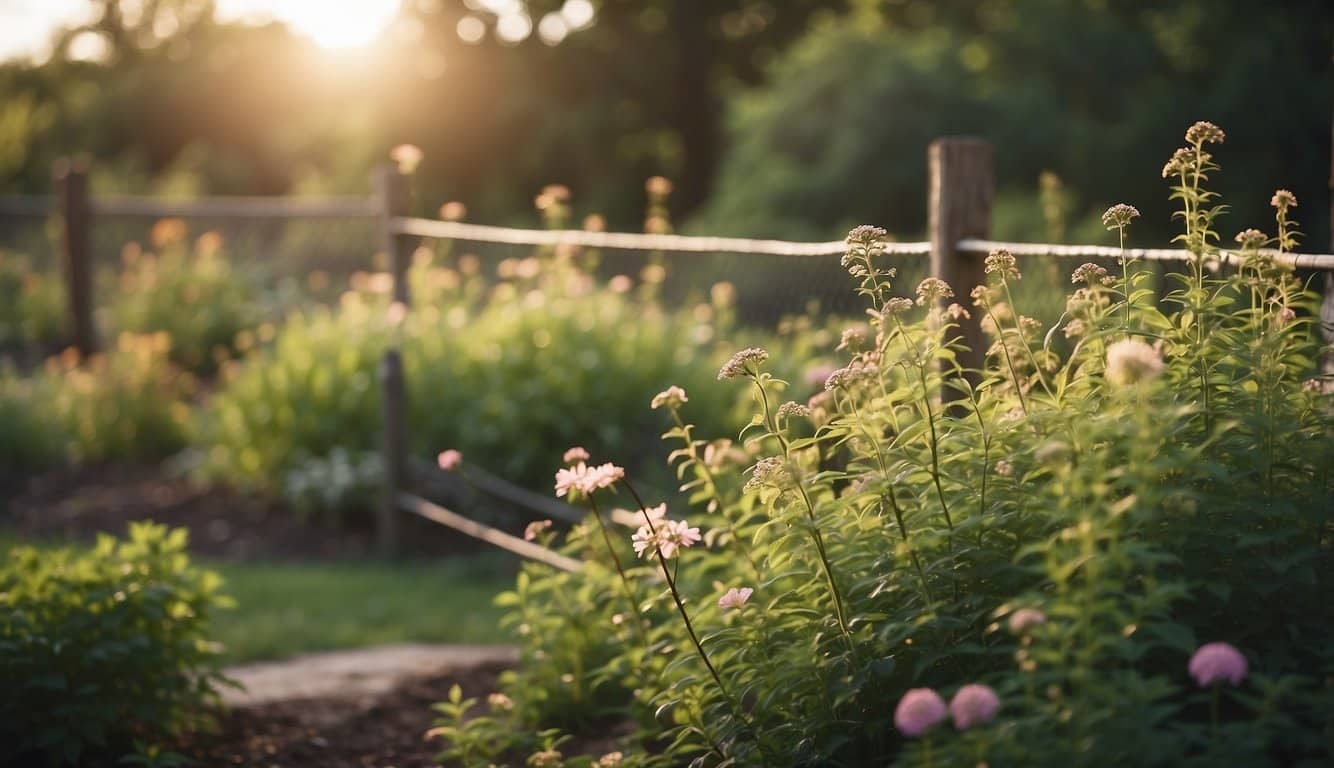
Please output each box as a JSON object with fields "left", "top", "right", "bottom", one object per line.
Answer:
{"left": 218, "top": 0, "right": 398, "bottom": 49}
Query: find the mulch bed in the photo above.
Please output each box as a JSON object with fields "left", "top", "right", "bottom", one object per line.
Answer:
{"left": 188, "top": 663, "right": 510, "bottom": 768}
{"left": 2, "top": 462, "right": 475, "bottom": 559}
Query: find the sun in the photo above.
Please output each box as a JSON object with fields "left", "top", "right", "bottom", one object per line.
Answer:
{"left": 219, "top": 0, "right": 399, "bottom": 49}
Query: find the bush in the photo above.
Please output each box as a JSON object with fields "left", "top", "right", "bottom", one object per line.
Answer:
{"left": 0, "top": 522, "right": 232, "bottom": 766}
{"left": 0, "top": 253, "right": 66, "bottom": 348}
{"left": 439, "top": 124, "right": 1334, "bottom": 765}
{"left": 198, "top": 254, "right": 819, "bottom": 502}
{"left": 110, "top": 224, "right": 259, "bottom": 375}
{"left": 0, "top": 333, "right": 193, "bottom": 468}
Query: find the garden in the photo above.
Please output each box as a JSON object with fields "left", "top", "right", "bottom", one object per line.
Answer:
{"left": 2, "top": 2, "right": 1333, "bottom": 767}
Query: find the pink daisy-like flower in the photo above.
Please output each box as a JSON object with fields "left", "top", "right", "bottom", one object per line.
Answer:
{"left": 631, "top": 525, "right": 659, "bottom": 558}
{"left": 949, "top": 684, "right": 1000, "bottom": 730}
{"left": 718, "top": 587, "right": 753, "bottom": 610}
{"left": 632, "top": 517, "right": 700, "bottom": 559}
{"left": 663, "top": 519, "right": 701, "bottom": 554}
{"left": 894, "top": 688, "right": 947, "bottom": 737}
{"left": 563, "top": 446, "right": 590, "bottom": 464}
{"left": 1189, "top": 642, "right": 1248, "bottom": 687}
{"left": 437, "top": 450, "right": 463, "bottom": 471}
{"left": 554, "top": 462, "right": 624, "bottom": 498}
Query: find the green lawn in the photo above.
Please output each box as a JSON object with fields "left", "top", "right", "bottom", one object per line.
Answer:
{"left": 210, "top": 555, "right": 516, "bottom": 663}
{"left": 1, "top": 531, "right": 517, "bottom": 663}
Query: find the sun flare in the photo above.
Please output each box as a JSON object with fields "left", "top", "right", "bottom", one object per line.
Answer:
{"left": 220, "top": 0, "right": 398, "bottom": 49}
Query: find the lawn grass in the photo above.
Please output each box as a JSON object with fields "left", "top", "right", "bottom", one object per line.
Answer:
{"left": 1, "top": 530, "right": 517, "bottom": 663}
{"left": 209, "top": 554, "right": 517, "bottom": 663}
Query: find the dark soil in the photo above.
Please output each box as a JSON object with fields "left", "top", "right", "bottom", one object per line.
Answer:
{"left": 189, "top": 662, "right": 508, "bottom": 768}
{"left": 2, "top": 462, "right": 480, "bottom": 560}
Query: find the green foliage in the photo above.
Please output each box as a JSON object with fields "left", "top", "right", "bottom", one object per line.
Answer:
{"left": 0, "top": 333, "right": 192, "bottom": 468}
{"left": 0, "top": 522, "right": 231, "bottom": 767}
{"left": 450, "top": 125, "right": 1334, "bottom": 765}
{"left": 110, "top": 227, "right": 259, "bottom": 374}
{"left": 0, "top": 253, "right": 66, "bottom": 347}
{"left": 198, "top": 254, "right": 800, "bottom": 499}
{"left": 699, "top": 1, "right": 1333, "bottom": 246}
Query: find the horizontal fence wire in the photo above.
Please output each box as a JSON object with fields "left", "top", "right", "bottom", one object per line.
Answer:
{"left": 959, "top": 238, "right": 1334, "bottom": 272}
{"left": 397, "top": 492, "right": 583, "bottom": 572}
{"left": 93, "top": 195, "right": 377, "bottom": 219}
{"left": 0, "top": 194, "right": 375, "bottom": 219}
{"left": 0, "top": 196, "right": 53, "bottom": 216}
{"left": 393, "top": 216, "right": 932, "bottom": 257}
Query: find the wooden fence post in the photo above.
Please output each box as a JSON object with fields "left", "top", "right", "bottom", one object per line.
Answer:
{"left": 374, "top": 164, "right": 412, "bottom": 306}
{"left": 928, "top": 137, "right": 993, "bottom": 378}
{"left": 54, "top": 158, "right": 97, "bottom": 357}
{"left": 378, "top": 347, "right": 407, "bottom": 557}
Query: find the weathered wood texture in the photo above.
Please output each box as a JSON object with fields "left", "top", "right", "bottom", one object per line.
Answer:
{"left": 928, "top": 138, "right": 994, "bottom": 376}
{"left": 54, "top": 159, "right": 97, "bottom": 357}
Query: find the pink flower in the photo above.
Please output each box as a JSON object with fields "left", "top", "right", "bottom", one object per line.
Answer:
{"left": 437, "top": 450, "right": 463, "bottom": 471}
{"left": 1007, "top": 608, "right": 1047, "bottom": 634}
{"left": 650, "top": 386, "right": 688, "bottom": 410}
{"left": 631, "top": 525, "right": 659, "bottom": 558}
{"left": 524, "top": 520, "right": 552, "bottom": 541}
{"left": 894, "top": 688, "right": 947, "bottom": 737}
{"left": 631, "top": 517, "right": 700, "bottom": 559}
{"left": 554, "top": 462, "right": 624, "bottom": 498}
{"left": 1189, "top": 642, "right": 1248, "bottom": 687}
{"left": 663, "top": 519, "right": 701, "bottom": 556}
{"left": 563, "top": 446, "right": 590, "bottom": 464}
{"left": 718, "top": 587, "right": 753, "bottom": 610}
{"left": 949, "top": 684, "right": 1000, "bottom": 730}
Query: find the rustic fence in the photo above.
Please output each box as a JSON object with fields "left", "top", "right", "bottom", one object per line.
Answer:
{"left": 372, "top": 137, "right": 1334, "bottom": 557}
{"left": 3, "top": 139, "right": 1333, "bottom": 560}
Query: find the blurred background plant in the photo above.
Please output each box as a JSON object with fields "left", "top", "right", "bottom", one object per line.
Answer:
{"left": 109, "top": 222, "right": 261, "bottom": 375}
{"left": 0, "top": 0, "right": 1327, "bottom": 246}
{"left": 0, "top": 332, "right": 192, "bottom": 467}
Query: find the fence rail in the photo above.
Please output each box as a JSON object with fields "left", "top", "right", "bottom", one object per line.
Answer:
{"left": 5, "top": 138, "right": 1332, "bottom": 557}
{"left": 957, "top": 238, "right": 1334, "bottom": 272}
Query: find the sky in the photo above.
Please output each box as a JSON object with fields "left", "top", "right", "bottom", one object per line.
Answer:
{"left": 0, "top": 0, "right": 404, "bottom": 62}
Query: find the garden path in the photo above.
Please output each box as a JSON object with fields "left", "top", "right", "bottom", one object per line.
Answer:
{"left": 223, "top": 643, "right": 519, "bottom": 707}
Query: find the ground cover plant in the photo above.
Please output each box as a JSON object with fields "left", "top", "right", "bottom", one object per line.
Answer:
{"left": 433, "top": 123, "right": 1334, "bottom": 766}
{"left": 0, "top": 522, "right": 231, "bottom": 767}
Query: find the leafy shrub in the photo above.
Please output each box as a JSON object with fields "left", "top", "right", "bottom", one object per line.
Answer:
{"left": 0, "top": 253, "right": 66, "bottom": 347}
{"left": 440, "top": 124, "right": 1334, "bottom": 766}
{"left": 110, "top": 224, "right": 258, "bottom": 374}
{"left": 0, "top": 333, "right": 192, "bottom": 467}
{"left": 0, "top": 522, "right": 232, "bottom": 766}
{"left": 199, "top": 254, "right": 818, "bottom": 500}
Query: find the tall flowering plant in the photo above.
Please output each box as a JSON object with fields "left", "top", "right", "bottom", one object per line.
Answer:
{"left": 436, "top": 123, "right": 1333, "bottom": 767}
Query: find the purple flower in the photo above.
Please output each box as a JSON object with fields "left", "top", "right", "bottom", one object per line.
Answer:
{"left": 894, "top": 688, "right": 947, "bottom": 737}
{"left": 949, "top": 684, "right": 1001, "bottom": 730}
{"left": 1189, "top": 642, "right": 1248, "bottom": 687}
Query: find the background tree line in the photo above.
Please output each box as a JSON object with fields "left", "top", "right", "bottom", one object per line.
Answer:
{"left": 0, "top": 0, "right": 1330, "bottom": 246}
